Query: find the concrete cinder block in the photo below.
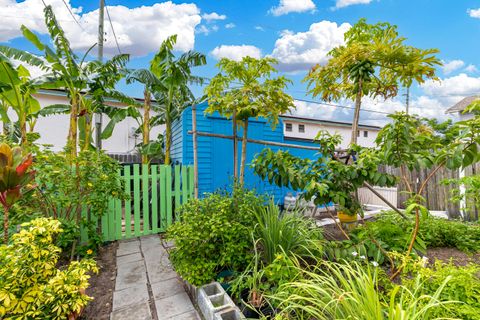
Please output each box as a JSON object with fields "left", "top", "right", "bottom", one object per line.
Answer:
{"left": 214, "top": 307, "right": 246, "bottom": 320}
{"left": 197, "top": 282, "right": 235, "bottom": 320}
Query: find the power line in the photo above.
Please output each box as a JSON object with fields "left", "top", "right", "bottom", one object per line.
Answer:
{"left": 194, "top": 77, "right": 394, "bottom": 116}
{"left": 104, "top": 0, "right": 122, "bottom": 55}
{"left": 292, "top": 97, "right": 395, "bottom": 115}
{"left": 60, "top": 0, "right": 85, "bottom": 31}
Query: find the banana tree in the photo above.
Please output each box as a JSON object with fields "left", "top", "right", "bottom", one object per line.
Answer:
{"left": 0, "top": 5, "right": 129, "bottom": 157}
{"left": 0, "top": 52, "right": 58, "bottom": 146}
{"left": 124, "top": 68, "right": 164, "bottom": 164}
{"left": 150, "top": 35, "right": 206, "bottom": 164}
{"left": 0, "top": 143, "right": 35, "bottom": 243}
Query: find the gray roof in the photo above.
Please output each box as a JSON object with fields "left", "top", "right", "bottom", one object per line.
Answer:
{"left": 445, "top": 95, "right": 480, "bottom": 114}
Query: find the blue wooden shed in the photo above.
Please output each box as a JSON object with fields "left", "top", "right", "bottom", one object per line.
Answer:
{"left": 170, "top": 102, "right": 321, "bottom": 203}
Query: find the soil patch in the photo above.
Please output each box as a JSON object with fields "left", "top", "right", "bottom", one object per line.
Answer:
{"left": 426, "top": 247, "right": 480, "bottom": 266}
{"left": 81, "top": 241, "right": 118, "bottom": 320}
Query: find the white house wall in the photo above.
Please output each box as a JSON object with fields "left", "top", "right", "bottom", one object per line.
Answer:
{"left": 0, "top": 93, "right": 165, "bottom": 154}
{"left": 282, "top": 120, "right": 379, "bottom": 149}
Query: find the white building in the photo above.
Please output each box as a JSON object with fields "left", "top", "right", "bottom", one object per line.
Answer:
{"left": 0, "top": 89, "right": 165, "bottom": 155}
{"left": 280, "top": 114, "right": 381, "bottom": 149}
{"left": 445, "top": 95, "right": 477, "bottom": 121}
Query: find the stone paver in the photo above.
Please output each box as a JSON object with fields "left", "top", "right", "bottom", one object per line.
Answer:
{"left": 117, "top": 252, "right": 142, "bottom": 265}
{"left": 151, "top": 278, "right": 185, "bottom": 300}
{"left": 111, "top": 235, "right": 200, "bottom": 320}
{"left": 117, "top": 240, "right": 140, "bottom": 256}
{"left": 110, "top": 301, "right": 151, "bottom": 320}
{"left": 115, "top": 260, "right": 147, "bottom": 291}
{"left": 154, "top": 292, "right": 195, "bottom": 319}
{"left": 112, "top": 283, "right": 149, "bottom": 310}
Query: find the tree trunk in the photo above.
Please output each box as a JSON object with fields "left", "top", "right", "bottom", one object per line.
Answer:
{"left": 192, "top": 105, "right": 198, "bottom": 198}
{"left": 19, "top": 113, "right": 27, "bottom": 146}
{"left": 350, "top": 79, "right": 363, "bottom": 146}
{"left": 164, "top": 88, "right": 174, "bottom": 165}
{"left": 142, "top": 89, "right": 151, "bottom": 164}
{"left": 83, "top": 113, "right": 92, "bottom": 151}
{"left": 3, "top": 206, "right": 9, "bottom": 244}
{"left": 68, "top": 97, "right": 78, "bottom": 158}
{"left": 165, "top": 114, "right": 172, "bottom": 165}
{"left": 232, "top": 110, "right": 238, "bottom": 181}
{"left": 239, "top": 119, "right": 249, "bottom": 185}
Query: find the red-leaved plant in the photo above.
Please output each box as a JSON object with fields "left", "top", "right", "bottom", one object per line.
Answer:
{"left": 0, "top": 143, "right": 35, "bottom": 243}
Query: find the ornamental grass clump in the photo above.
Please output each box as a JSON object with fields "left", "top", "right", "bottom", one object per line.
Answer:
{"left": 0, "top": 218, "right": 97, "bottom": 319}
{"left": 268, "top": 261, "right": 456, "bottom": 320}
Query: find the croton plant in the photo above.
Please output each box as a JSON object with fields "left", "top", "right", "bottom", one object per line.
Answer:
{"left": 0, "top": 143, "right": 35, "bottom": 243}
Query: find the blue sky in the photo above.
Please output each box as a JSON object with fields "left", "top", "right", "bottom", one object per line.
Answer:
{"left": 2, "top": 0, "right": 480, "bottom": 125}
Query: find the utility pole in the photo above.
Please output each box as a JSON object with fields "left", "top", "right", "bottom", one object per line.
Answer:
{"left": 95, "top": 0, "right": 105, "bottom": 149}
{"left": 405, "top": 86, "right": 410, "bottom": 114}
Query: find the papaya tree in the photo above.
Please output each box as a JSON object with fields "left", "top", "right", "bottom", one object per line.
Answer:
{"left": 205, "top": 57, "right": 294, "bottom": 184}
{"left": 304, "top": 18, "right": 440, "bottom": 145}
{"left": 375, "top": 109, "right": 480, "bottom": 279}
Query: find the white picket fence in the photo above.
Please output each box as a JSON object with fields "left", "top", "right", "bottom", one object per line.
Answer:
{"left": 358, "top": 186, "right": 398, "bottom": 207}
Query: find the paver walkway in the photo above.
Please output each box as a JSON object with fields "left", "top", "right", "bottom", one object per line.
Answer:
{"left": 110, "top": 235, "right": 201, "bottom": 320}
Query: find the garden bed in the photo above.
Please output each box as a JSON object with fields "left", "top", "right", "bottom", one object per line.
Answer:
{"left": 426, "top": 247, "right": 480, "bottom": 266}
{"left": 81, "top": 242, "right": 118, "bottom": 320}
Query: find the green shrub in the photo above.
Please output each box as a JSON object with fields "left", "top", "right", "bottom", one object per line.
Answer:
{"left": 352, "top": 211, "right": 480, "bottom": 254}
{"left": 167, "top": 187, "right": 265, "bottom": 286}
{"left": 402, "top": 259, "right": 480, "bottom": 320}
{"left": 253, "top": 200, "right": 323, "bottom": 264}
{"left": 0, "top": 218, "right": 98, "bottom": 319}
{"left": 19, "top": 149, "right": 127, "bottom": 253}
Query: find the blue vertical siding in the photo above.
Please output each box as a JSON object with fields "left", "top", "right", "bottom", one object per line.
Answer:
{"left": 170, "top": 102, "right": 322, "bottom": 204}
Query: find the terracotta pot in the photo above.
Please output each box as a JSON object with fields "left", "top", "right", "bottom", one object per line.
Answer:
{"left": 337, "top": 211, "right": 358, "bottom": 223}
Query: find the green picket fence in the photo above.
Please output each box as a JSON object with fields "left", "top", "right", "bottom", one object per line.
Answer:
{"left": 81, "top": 164, "right": 194, "bottom": 242}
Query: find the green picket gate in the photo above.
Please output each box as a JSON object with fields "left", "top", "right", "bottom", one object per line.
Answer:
{"left": 82, "top": 164, "right": 194, "bottom": 242}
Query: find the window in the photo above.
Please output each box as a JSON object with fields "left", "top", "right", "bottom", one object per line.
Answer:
{"left": 364, "top": 130, "right": 368, "bottom": 137}
{"left": 298, "top": 124, "right": 305, "bottom": 133}
{"left": 285, "top": 123, "right": 292, "bottom": 132}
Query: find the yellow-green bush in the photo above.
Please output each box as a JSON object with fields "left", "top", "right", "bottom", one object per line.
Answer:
{"left": 0, "top": 218, "right": 98, "bottom": 319}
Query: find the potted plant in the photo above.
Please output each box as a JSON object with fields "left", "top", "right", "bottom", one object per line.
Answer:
{"left": 336, "top": 199, "right": 362, "bottom": 224}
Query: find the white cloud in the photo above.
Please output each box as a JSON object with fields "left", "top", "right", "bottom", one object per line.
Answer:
{"left": 255, "top": 26, "right": 265, "bottom": 31}
{"left": 465, "top": 64, "right": 478, "bottom": 73}
{"left": 202, "top": 12, "right": 227, "bottom": 22}
{"left": 442, "top": 60, "right": 465, "bottom": 75}
{"left": 289, "top": 99, "right": 339, "bottom": 121}
{"left": 269, "top": 0, "right": 316, "bottom": 16}
{"left": 421, "top": 73, "right": 480, "bottom": 97}
{"left": 196, "top": 24, "right": 219, "bottom": 35}
{"left": 335, "top": 0, "right": 373, "bottom": 9}
{"left": 210, "top": 45, "right": 262, "bottom": 61}
{"left": 225, "top": 23, "right": 235, "bottom": 29}
{"left": 0, "top": 0, "right": 201, "bottom": 56}
{"left": 468, "top": 8, "right": 480, "bottom": 18}
{"left": 271, "top": 20, "right": 351, "bottom": 72}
